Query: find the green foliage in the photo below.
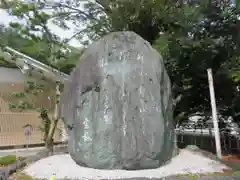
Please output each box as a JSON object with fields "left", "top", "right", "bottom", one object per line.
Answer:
{"left": 2, "top": 0, "right": 183, "bottom": 44}
{"left": 153, "top": 1, "right": 240, "bottom": 122}
{"left": 8, "top": 91, "right": 34, "bottom": 111}
{"left": 8, "top": 103, "right": 17, "bottom": 109}
{"left": 7, "top": 78, "right": 46, "bottom": 112}
{"left": 0, "top": 23, "right": 81, "bottom": 111}
{"left": 10, "top": 92, "right": 25, "bottom": 98}
{"left": 231, "top": 68, "right": 240, "bottom": 82}
{"left": 0, "top": 155, "right": 17, "bottom": 165}
{"left": 0, "top": 23, "right": 81, "bottom": 74}
{"left": 37, "top": 108, "right": 51, "bottom": 142}
{"left": 0, "top": 1, "right": 84, "bottom": 152}
{"left": 2, "top": 0, "right": 240, "bottom": 125}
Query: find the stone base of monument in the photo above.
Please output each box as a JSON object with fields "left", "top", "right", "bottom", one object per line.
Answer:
{"left": 23, "top": 149, "right": 229, "bottom": 180}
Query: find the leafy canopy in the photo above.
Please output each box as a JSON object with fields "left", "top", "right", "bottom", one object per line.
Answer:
{"left": 1, "top": 0, "right": 240, "bottom": 123}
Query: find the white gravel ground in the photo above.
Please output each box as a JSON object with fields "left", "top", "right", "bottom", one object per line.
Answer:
{"left": 24, "top": 149, "right": 229, "bottom": 179}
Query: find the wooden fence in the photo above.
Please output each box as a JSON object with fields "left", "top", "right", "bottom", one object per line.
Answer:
{"left": 0, "top": 112, "right": 62, "bottom": 147}
{"left": 0, "top": 78, "right": 63, "bottom": 148}
{"left": 0, "top": 82, "right": 56, "bottom": 113}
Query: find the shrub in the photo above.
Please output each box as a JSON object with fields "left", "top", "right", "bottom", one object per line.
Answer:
{"left": 18, "top": 156, "right": 27, "bottom": 161}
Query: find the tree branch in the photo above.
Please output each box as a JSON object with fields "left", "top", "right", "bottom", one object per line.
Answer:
{"left": 0, "top": 0, "right": 10, "bottom": 9}
{"left": 54, "top": 2, "right": 101, "bottom": 22}
{"left": 95, "top": 0, "right": 112, "bottom": 13}
{"left": 52, "top": 11, "right": 78, "bottom": 18}
{"left": 64, "top": 28, "right": 87, "bottom": 44}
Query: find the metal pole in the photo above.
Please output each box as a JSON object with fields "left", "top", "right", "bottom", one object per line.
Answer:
{"left": 207, "top": 68, "right": 222, "bottom": 159}
{"left": 26, "top": 136, "right": 29, "bottom": 150}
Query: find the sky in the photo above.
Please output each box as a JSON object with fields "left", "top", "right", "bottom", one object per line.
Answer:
{"left": 0, "top": 8, "right": 82, "bottom": 48}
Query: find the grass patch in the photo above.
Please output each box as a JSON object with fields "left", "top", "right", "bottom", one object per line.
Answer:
{"left": 177, "top": 173, "right": 201, "bottom": 179}
{"left": 224, "top": 161, "right": 240, "bottom": 171}
{"left": 0, "top": 155, "right": 27, "bottom": 166}
{"left": 177, "top": 170, "right": 240, "bottom": 179}
{"left": 233, "top": 170, "right": 240, "bottom": 176}
{"left": 0, "top": 155, "right": 17, "bottom": 166}
{"left": 11, "top": 170, "right": 240, "bottom": 180}
{"left": 10, "top": 172, "right": 48, "bottom": 180}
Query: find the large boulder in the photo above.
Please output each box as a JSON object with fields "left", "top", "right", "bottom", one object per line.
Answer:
{"left": 59, "top": 31, "right": 176, "bottom": 170}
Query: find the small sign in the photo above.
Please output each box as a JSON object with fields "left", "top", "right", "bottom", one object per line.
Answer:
{"left": 23, "top": 124, "right": 33, "bottom": 136}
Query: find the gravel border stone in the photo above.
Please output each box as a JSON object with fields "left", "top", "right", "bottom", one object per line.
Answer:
{"left": 24, "top": 150, "right": 230, "bottom": 180}
{"left": 3, "top": 145, "right": 68, "bottom": 180}
{"left": 24, "top": 176, "right": 239, "bottom": 180}
{"left": 185, "top": 146, "right": 219, "bottom": 159}
{"left": 0, "top": 170, "right": 7, "bottom": 180}
{"left": 0, "top": 159, "right": 27, "bottom": 180}
{"left": 23, "top": 144, "right": 68, "bottom": 164}
{"left": 7, "top": 145, "right": 240, "bottom": 180}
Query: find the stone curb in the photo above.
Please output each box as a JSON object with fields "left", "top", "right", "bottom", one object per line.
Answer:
{"left": 6, "top": 145, "right": 239, "bottom": 180}
{"left": 24, "top": 145, "right": 68, "bottom": 165}
{"left": 0, "top": 159, "right": 27, "bottom": 180}
{"left": 39, "top": 176, "right": 240, "bottom": 180}
{"left": 1, "top": 145, "right": 68, "bottom": 180}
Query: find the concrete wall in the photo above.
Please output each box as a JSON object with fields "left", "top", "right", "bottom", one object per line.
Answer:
{"left": 0, "top": 67, "right": 25, "bottom": 83}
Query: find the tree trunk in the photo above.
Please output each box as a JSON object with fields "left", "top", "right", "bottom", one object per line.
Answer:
{"left": 45, "top": 119, "right": 59, "bottom": 156}
{"left": 45, "top": 137, "right": 54, "bottom": 156}
{"left": 43, "top": 116, "right": 51, "bottom": 142}
{"left": 45, "top": 81, "right": 61, "bottom": 156}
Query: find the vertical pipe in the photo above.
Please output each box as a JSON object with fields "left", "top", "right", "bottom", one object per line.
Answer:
{"left": 207, "top": 68, "right": 222, "bottom": 159}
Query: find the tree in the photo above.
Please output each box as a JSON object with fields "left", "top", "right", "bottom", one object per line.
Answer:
{"left": 3, "top": 0, "right": 240, "bottom": 125}
{"left": 154, "top": 1, "right": 240, "bottom": 123}
{"left": 0, "top": 24, "right": 82, "bottom": 154}
{"left": 3, "top": 0, "right": 185, "bottom": 44}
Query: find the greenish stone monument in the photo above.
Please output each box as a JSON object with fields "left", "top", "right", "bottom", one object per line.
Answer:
{"left": 59, "top": 31, "right": 176, "bottom": 170}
